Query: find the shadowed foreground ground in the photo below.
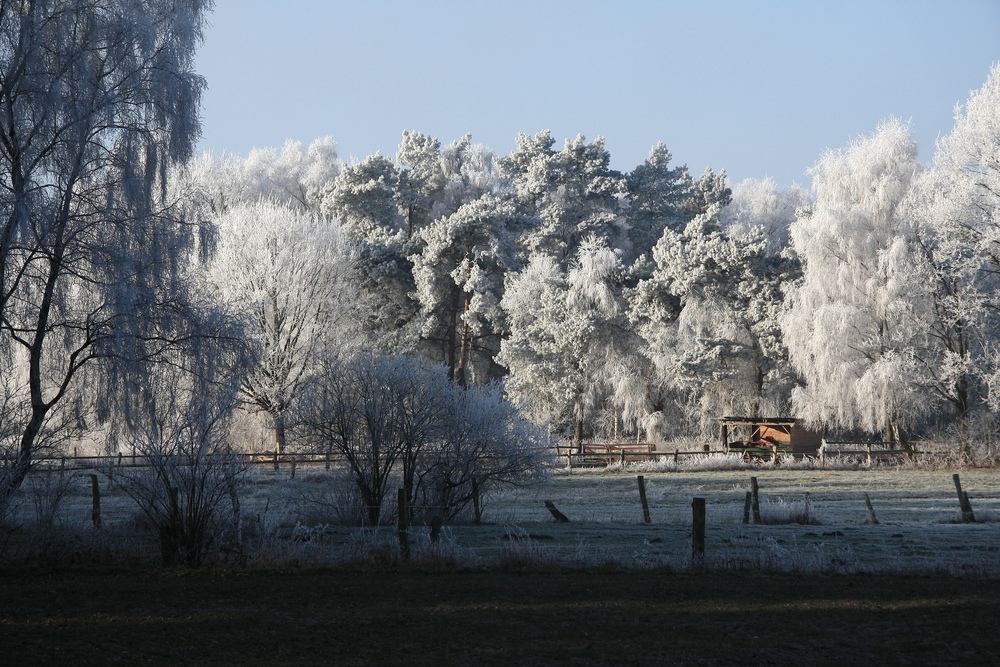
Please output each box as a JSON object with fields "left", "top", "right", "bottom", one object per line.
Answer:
{"left": 2, "top": 567, "right": 999, "bottom": 666}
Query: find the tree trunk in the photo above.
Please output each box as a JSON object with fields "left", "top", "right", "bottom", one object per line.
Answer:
{"left": 455, "top": 291, "right": 471, "bottom": 389}
{"left": 573, "top": 404, "right": 584, "bottom": 454}
{"left": 445, "top": 285, "right": 460, "bottom": 381}
{"left": 273, "top": 413, "right": 287, "bottom": 455}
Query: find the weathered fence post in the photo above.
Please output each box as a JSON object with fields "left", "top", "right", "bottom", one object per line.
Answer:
{"left": 430, "top": 515, "right": 442, "bottom": 543}
{"left": 750, "top": 476, "right": 762, "bottom": 524}
{"left": 691, "top": 497, "right": 706, "bottom": 567}
{"left": 272, "top": 451, "right": 279, "bottom": 471}
{"left": 953, "top": 473, "right": 976, "bottom": 523}
{"left": 289, "top": 456, "right": 296, "bottom": 480}
{"left": 471, "top": 478, "right": 482, "bottom": 525}
{"left": 863, "top": 493, "right": 879, "bottom": 525}
{"left": 743, "top": 492, "right": 752, "bottom": 524}
{"left": 90, "top": 474, "right": 102, "bottom": 529}
{"left": 637, "top": 475, "right": 651, "bottom": 523}
{"left": 324, "top": 452, "right": 331, "bottom": 471}
{"left": 397, "top": 489, "right": 410, "bottom": 560}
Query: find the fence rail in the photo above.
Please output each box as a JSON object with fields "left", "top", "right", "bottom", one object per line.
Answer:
{"left": 22, "top": 451, "right": 342, "bottom": 473}
{"left": 13, "top": 438, "right": 929, "bottom": 475}
{"left": 555, "top": 443, "right": 718, "bottom": 467}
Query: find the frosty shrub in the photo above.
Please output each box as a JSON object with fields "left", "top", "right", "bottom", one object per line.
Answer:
{"left": 297, "top": 353, "right": 551, "bottom": 526}
{"left": 110, "top": 317, "right": 251, "bottom": 567}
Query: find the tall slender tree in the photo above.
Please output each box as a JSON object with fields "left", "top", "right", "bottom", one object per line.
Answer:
{"left": 783, "top": 119, "right": 927, "bottom": 447}
{"left": 0, "top": 0, "right": 213, "bottom": 507}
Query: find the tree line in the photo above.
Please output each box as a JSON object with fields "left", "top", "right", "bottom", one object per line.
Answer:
{"left": 177, "top": 64, "right": 1000, "bottom": 456}
{"left": 2, "top": 1, "right": 1000, "bottom": 562}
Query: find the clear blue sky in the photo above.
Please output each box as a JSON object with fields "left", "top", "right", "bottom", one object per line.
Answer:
{"left": 194, "top": 0, "right": 1000, "bottom": 188}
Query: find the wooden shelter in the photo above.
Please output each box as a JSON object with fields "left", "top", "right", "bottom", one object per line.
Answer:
{"left": 719, "top": 416, "right": 822, "bottom": 457}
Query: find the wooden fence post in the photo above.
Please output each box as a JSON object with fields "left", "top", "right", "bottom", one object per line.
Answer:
{"left": 953, "top": 473, "right": 976, "bottom": 523}
{"left": 430, "top": 515, "right": 442, "bottom": 543}
{"left": 90, "top": 474, "right": 102, "bottom": 529}
{"left": 324, "top": 452, "right": 331, "bottom": 471}
{"left": 637, "top": 475, "right": 651, "bottom": 524}
{"left": 691, "top": 497, "right": 706, "bottom": 567}
{"left": 750, "top": 476, "right": 761, "bottom": 524}
{"left": 397, "top": 489, "right": 410, "bottom": 560}
{"left": 863, "top": 493, "right": 879, "bottom": 525}
{"left": 743, "top": 492, "right": 752, "bottom": 524}
{"left": 289, "top": 456, "right": 296, "bottom": 480}
{"left": 471, "top": 478, "right": 482, "bottom": 525}
{"left": 272, "top": 451, "right": 279, "bottom": 471}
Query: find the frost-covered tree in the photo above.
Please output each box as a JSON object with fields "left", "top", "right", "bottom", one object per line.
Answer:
{"left": 500, "top": 132, "right": 626, "bottom": 266}
{"left": 298, "top": 352, "right": 547, "bottom": 525}
{"left": 783, "top": 119, "right": 927, "bottom": 446}
{"left": 322, "top": 153, "right": 403, "bottom": 242}
{"left": 721, "top": 178, "right": 811, "bottom": 255}
{"left": 396, "top": 131, "right": 445, "bottom": 238}
{"left": 321, "top": 153, "right": 419, "bottom": 348}
{"left": 499, "top": 239, "right": 635, "bottom": 446}
{"left": 173, "top": 136, "right": 341, "bottom": 224}
{"left": 410, "top": 196, "right": 523, "bottom": 387}
{"left": 636, "top": 200, "right": 801, "bottom": 427}
{"left": 207, "top": 201, "right": 357, "bottom": 453}
{"left": 901, "top": 64, "right": 1000, "bottom": 428}
{"left": 623, "top": 142, "right": 692, "bottom": 263}
{"left": 413, "top": 381, "right": 548, "bottom": 523}
{"left": 686, "top": 167, "right": 733, "bottom": 218}
{"left": 0, "top": 0, "right": 212, "bottom": 507}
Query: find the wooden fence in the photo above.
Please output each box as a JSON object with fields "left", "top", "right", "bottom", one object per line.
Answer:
{"left": 19, "top": 437, "right": 926, "bottom": 477}
{"left": 555, "top": 442, "right": 717, "bottom": 468}
{"left": 556, "top": 439, "right": 925, "bottom": 468}
{"left": 25, "top": 451, "right": 342, "bottom": 476}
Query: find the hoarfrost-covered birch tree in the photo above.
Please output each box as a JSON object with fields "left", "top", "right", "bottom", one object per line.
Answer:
{"left": 721, "top": 178, "right": 810, "bottom": 256}
{"left": 0, "top": 0, "right": 212, "bottom": 508}
{"left": 914, "top": 64, "right": 1000, "bottom": 421}
{"left": 783, "top": 119, "right": 928, "bottom": 446}
{"left": 173, "top": 137, "right": 341, "bottom": 222}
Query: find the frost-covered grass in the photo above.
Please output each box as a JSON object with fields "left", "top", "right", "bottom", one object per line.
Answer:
{"left": 5, "top": 464, "right": 1000, "bottom": 574}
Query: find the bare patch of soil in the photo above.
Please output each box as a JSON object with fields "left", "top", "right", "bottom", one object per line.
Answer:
{"left": 2, "top": 567, "right": 998, "bottom": 665}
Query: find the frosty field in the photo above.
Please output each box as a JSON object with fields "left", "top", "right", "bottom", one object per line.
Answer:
{"left": 10, "top": 463, "right": 1000, "bottom": 574}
